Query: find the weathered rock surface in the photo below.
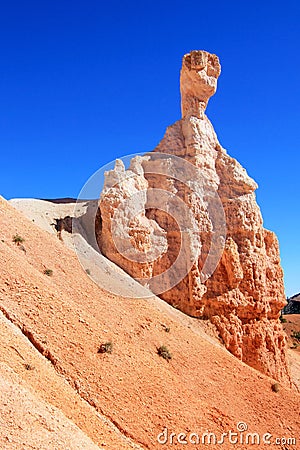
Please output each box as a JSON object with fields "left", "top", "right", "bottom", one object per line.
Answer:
{"left": 99, "top": 157, "right": 168, "bottom": 282}
{"left": 99, "top": 50, "right": 289, "bottom": 383}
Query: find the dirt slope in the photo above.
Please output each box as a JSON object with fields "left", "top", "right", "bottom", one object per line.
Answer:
{"left": 283, "top": 314, "right": 300, "bottom": 353}
{"left": 9, "top": 197, "right": 155, "bottom": 298}
{"left": 283, "top": 315, "right": 300, "bottom": 392}
{"left": 0, "top": 196, "right": 299, "bottom": 449}
{"left": 0, "top": 311, "right": 141, "bottom": 450}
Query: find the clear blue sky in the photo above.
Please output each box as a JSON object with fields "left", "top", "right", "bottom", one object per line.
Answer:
{"left": 1, "top": 1, "right": 299, "bottom": 296}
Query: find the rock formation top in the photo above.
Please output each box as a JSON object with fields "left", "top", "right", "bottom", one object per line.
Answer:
{"left": 180, "top": 50, "right": 221, "bottom": 118}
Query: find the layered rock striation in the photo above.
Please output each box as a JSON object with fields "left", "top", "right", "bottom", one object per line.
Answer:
{"left": 99, "top": 50, "right": 289, "bottom": 383}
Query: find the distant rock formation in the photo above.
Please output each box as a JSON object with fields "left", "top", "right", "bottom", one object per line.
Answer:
{"left": 283, "top": 293, "right": 300, "bottom": 314}
{"left": 99, "top": 50, "right": 290, "bottom": 383}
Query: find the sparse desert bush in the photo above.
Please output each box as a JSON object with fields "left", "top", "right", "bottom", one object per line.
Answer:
{"left": 13, "top": 234, "right": 25, "bottom": 245}
{"left": 292, "top": 331, "right": 300, "bottom": 341}
{"left": 98, "top": 341, "right": 113, "bottom": 354}
{"left": 44, "top": 269, "right": 53, "bottom": 277}
{"left": 279, "top": 315, "right": 287, "bottom": 323}
{"left": 157, "top": 345, "right": 172, "bottom": 361}
{"left": 85, "top": 268, "right": 91, "bottom": 275}
{"left": 24, "top": 363, "right": 34, "bottom": 371}
{"left": 291, "top": 342, "right": 299, "bottom": 349}
{"left": 271, "top": 382, "right": 280, "bottom": 393}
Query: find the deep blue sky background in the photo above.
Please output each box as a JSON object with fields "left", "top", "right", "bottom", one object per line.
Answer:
{"left": 1, "top": 1, "right": 299, "bottom": 296}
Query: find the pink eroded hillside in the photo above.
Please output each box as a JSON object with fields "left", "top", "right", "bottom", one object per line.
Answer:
{"left": 0, "top": 195, "right": 299, "bottom": 449}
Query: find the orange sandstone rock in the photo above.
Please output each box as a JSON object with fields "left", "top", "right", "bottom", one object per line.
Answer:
{"left": 99, "top": 50, "right": 289, "bottom": 383}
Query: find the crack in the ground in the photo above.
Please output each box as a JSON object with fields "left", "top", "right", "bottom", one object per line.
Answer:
{"left": 0, "top": 304, "right": 148, "bottom": 450}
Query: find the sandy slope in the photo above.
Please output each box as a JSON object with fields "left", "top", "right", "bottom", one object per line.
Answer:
{"left": 9, "top": 198, "right": 155, "bottom": 298}
{"left": 283, "top": 315, "right": 300, "bottom": 392}
{"left": 0, "top": 362, "right": 110, "bottom": 450}
{"left": 283, "top": 314, "right": 300, "bottom": 352}
{"left": 0, "top": 312, "right": 141, "bottom": 450}
{"left": 1, "top": 196, "right": 300, "bottom": 449}
{"left": 9, "top": 198, "right": 79, "bottom": 235}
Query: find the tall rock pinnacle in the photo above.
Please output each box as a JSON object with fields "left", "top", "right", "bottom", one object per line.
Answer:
{"left": 98, "top": 51, "right": 290, "bottom": 383}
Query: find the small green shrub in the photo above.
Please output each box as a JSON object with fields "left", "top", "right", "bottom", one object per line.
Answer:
{"left": 292, "top": 331, "right": 300, "bottom": 341}
{"left": 24, "top": 363, "right": 34, "bottom": 371}
{"left": 44, "top": 269, "right": 53, "bottom": 277}
{"left": 13, "top": 234, "right": 25, "bottom": 245}
{"left": 85, "top": 268, "right": 91, "bottom": 275}
{"left": 157, "top": 345, "right": 172, "bottom": 361}
{"left": 279, "top": 315, "right": 287, "bottom": 323}
{"left": 98, "top": 341, "right": 113, "bottom": 354}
